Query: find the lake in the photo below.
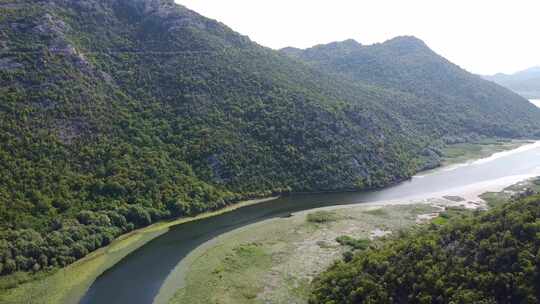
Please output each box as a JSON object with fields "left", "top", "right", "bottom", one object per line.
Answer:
{"left": 81, "top": 141, "right": 540, "bottom": 304}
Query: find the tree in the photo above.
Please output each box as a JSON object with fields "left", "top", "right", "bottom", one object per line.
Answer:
{"left": 3, "top": 259, "right": 16, "bottom": 275}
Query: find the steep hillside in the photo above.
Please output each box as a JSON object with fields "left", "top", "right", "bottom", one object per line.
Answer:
{"left": 485, "top": 66, "right": 540, "bottom": 99}
{"left": 0, "top": 0, "right": 423, "bottom": 276}
{"left": 282, "top": 37, "right": 540, "bottom": 138}
{"left": 0, "top": 0, "right": 539, "bottom": 278}
{"left": 310, "top": 194, "right": 540, "bottom": 303}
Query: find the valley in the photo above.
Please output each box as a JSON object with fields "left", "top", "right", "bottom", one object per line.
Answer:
{"left": 160, "top": 142, "right": 540, "bottom": 304}
{"left": 1, "top": 139, "right": 538, "bottom": 304}
{"left": 1, "top": 0, "right": 539, "bottom": 303}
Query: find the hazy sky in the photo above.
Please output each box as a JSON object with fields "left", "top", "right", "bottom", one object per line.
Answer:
{"left": 176, "top": 0, "right": 539, "bottom": 75}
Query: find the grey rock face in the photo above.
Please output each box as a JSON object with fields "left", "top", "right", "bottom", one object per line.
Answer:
{"left": 54, "top": 119, "right": 89, "bottom": 144}
{"left": 33, "top": 13, "right": 68, "bottom": 36}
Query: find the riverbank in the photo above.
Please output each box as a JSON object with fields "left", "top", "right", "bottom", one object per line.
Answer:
{"left": 166, "top": 203, "right": 439, "bottom": 304}
{"left": 0, "top": 197, "right": 277, "bottom": 304}
{"left": 439, "top": 138, "right": 532, "bottom": 166}
{"left": 166, "top": 177, "right": 540, "bottom": 304}
{"left": 0, "top": 138, "right": 534, "bottom": 304}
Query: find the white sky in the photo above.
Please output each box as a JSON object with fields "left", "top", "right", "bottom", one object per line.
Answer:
{"left": 175, "top": 0, "right": 539, "bottom": 75}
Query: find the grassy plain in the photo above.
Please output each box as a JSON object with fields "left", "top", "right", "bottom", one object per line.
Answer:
{"left": 441, "top": 138, "right": 531, "bottom": 165}
{"left": 168, "top": 204, "right": 439, "bottom": 304}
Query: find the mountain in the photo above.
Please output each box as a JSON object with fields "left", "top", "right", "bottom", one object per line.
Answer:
{"left": 311, "top": 194, "right": 540, "bottom": 303}
{"left": 281, "top": 37, "right": 540, "bottom": 138}
{"left": 484, "top": 66, "right": 540, "bottom": 99}
{"left": 0, "top": 0, "right": 539, "bottom": 278}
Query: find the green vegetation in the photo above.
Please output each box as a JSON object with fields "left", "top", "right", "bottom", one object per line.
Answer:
{"left": 362, "top": 208, "right": 389, "bottom": 217}
{"left": 282, "top": 39, "right": 540, "bottom": 140}
{"left": 1, "top": 0, "right": 540, "bottom": 288}
{"left": 0, "top": 225, "right": 165, "bottom": 304}
{"left": 0, "top": 0, "right": 420, "bottom": 282}
{"left": 481, "top": 177, "right": 540, "bottom": 208}
{"left": 431, "top": 208, "right": 472, "bottom": 226}
{"left": 167, "top": 203, "right": 440, "bottom": 304}
{"left": 307, "top": 211, "right": 340, "bottom": 223}
{"left": 168, "top": 232, "right": 275, "bottom": 304}
{"left": 208, "top": 243, "right": 271, "bottom": 302}
{"left": 310, "top": 195, "right": 540, "bottom": 303}
{"left": 440, "top": 139, "right": 529, "bottom": 165}
{"left": 430, "top": 216, "right": 448, "bottom": 225}
{"left": 0, "top": 197, "right": 274, "bottom": 304}
{"left": 335, "top": 236, "right": 370, "bottom": 250}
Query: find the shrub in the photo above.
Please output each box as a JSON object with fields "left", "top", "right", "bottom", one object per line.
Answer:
{"left": 307, "top": 211, "right": 339, "bottom": 223}
{"left": 335, "top": 236, "right": 370, "bottom": 250}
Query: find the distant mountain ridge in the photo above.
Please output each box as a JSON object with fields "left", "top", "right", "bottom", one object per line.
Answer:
{"left": 281, "top": 37, "right": 540, "bottom": 138}
{"left": 484, "top": 66, "right": 540, "bottom": 99}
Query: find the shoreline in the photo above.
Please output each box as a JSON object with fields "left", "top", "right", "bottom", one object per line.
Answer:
{"left": 160, "top": 140, "right": 540, "bottom": 304}
{"left": 1, "top": 138, "right": 536, "bottom": 304}
{"left": 0, "top": 196, "right": 278, "bottom": 304}
{"left": 167, "top": 175, "right": 540, "bottom": 304}
{"left": 268, "top": 139, "right": 536, "bottom": 196}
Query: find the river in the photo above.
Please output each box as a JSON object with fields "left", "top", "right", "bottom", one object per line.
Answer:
{"left": 81, "top": 141, "right": 540, "bottom": 304}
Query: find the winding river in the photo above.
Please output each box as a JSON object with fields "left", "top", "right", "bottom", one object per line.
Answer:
{"left": 80, "top": 139, "right": 540, "bottom": 304}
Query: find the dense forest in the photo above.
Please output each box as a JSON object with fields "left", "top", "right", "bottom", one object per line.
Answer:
{"left": 281, "top": 38, "right": 540, "bottom": 138}
{"left": 310, "top": 195, "right": 540, "bottom": 303}
{"left": 1, "top": 0, "right": 540, "bottom": 278}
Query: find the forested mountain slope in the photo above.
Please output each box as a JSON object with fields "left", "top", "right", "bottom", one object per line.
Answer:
{"left": 310, "top": 194, "right": 540, "bottom": 303}
{"left": 484, "top": 66, "right": 540, "bottom": 99}
{"left": 282, "top": 37, "right": 540, "bottom": 138}
{"left": 0, "top": 0, "right": 539, "bottom": 277}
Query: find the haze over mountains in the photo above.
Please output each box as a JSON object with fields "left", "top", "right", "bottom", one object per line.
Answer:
{"left": 0, "top": 0, "right": 540, "bottom": 278}
{"left": 281, "top": 38, "right": 540, "bottom": 138}
{"left": 484, "top": 66, "right": 540, "bottom": 99}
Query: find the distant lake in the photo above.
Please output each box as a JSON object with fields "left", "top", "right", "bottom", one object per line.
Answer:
{"left": 531, "top": 99, "right": 540, "bottom": 108}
